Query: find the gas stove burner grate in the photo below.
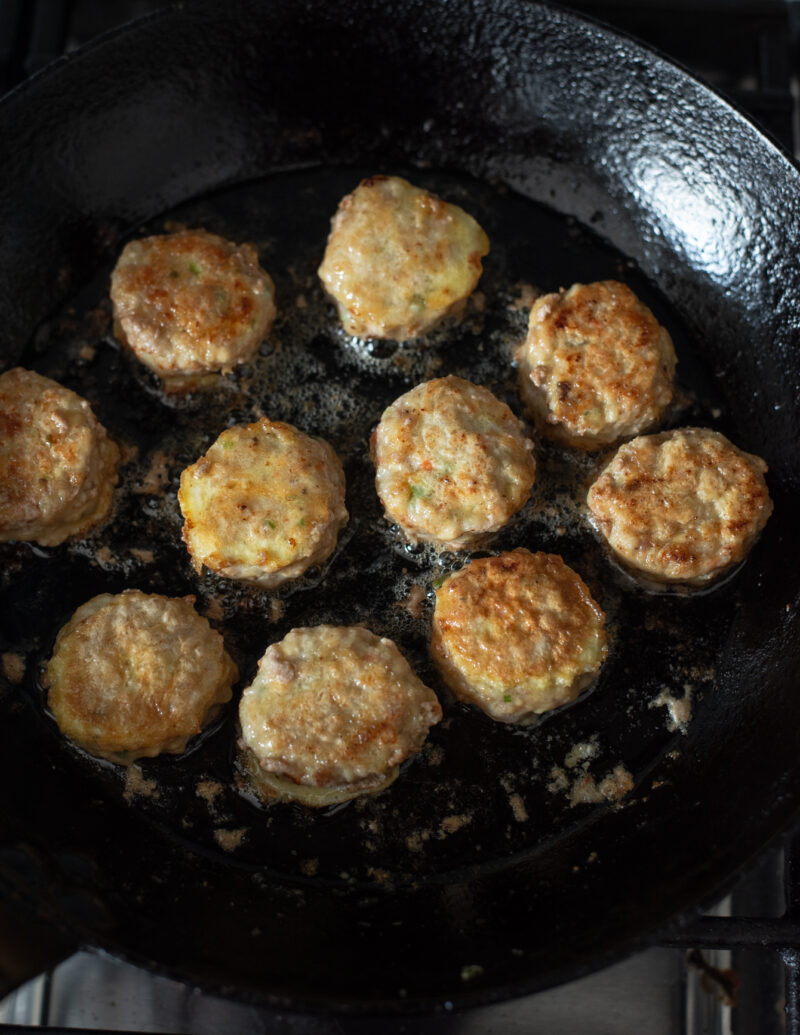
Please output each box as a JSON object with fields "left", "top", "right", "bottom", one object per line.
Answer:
{"left": 669, "top": 831, "right": 800, "bottom": 1035}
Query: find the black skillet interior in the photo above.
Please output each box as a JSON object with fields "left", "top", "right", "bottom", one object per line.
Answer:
{"left": 1, "top": 0, "right": 799, "bottom": 1013}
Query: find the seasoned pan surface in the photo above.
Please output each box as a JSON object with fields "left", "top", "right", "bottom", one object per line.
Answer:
{"left": 1, "top": 0, "right": 799, "bottom": 1011}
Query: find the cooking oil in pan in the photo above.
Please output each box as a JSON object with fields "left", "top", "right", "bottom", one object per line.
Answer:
{"left": 0, "top": 165, "right": 732, "bottom": 887}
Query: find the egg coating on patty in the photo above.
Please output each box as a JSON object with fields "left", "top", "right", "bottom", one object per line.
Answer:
{"left": 0, "top": 367, "right": 119, "bottom": 546}
{"left": 431, "top": 549, "right": 607, "bottom": 723}
{"left": 238, "top": 625, "right": 442, "bottom": 807}
{"left": 516, "top": 280, "right": 677, "bottom": 450}
{"left": 586, "top": 426, "right": 772, "bottom": 585}
{"left": 110, "top": 229, "right": 276, "bottom": 392}
{"left": 318, "top": 175, "right": 489, "bottom": 340}
{"left": 178, "top": 419, "right": 348, "bottom": 588}
{"left": 371, "top": 375, "right": 535, "bottom": 550}
{"left": 44, "top": 590, "right": 237, "bottom": 764}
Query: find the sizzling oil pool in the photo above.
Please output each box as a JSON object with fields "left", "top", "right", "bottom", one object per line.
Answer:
{"left": 0, "top": 165, "right": 730, "bottom": 886}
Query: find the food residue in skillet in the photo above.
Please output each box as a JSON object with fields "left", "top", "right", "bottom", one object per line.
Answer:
{"left": 214, "top": 827, "right": 248, "bottom": 852}
{"left": 366, "top": 866, "right": 394, "bottom": 886}
{"left": 129, "top": 547, "right": 154, "bottom": 564}
{"left": 508, "top": 793, "right": 528, "bottom": 823}
{"left": 564, "top": 738, "right": 600, "bottom": 769}
{"left": 547, "top": 737, "right": 634, "bottom": 807}
{"left": 499, "top": 773, "right": 531, "bottom": 823}
{"left": 568, "top": 765, "right": 634, "bottom": 806}
{"left": 651, "top": 684, "right": 694, "bottom": 733}
{"left": 507, "top": 281, "right": 541, "bottom": 312}
{"left": 92, "top": 545, "right": 116, "bottom": 568}
{"left": 196, "top": 779, "right": 225, "bottom": 816}
{"left": 123, "top": 764, "right": 160, "bottom": 802}
{"left": 422, "top": 742, "right": 445, "bottom": 767}
{"left": 441, "top": 812, "right": 472, "bottom": 835}
{"left": 406, "top": 829, "right": 431, "bottom": 853}
{"left": 395, "top": 583, "right": 427, "bottom": 618}
{"left": 404, "top": 811, "right": 474, "bottom": 851}
{"left": 1, "top": 652, "right": 25, "bottom": 685}
{"left": 133, "top": 449, "right": 171, "bottom": 495}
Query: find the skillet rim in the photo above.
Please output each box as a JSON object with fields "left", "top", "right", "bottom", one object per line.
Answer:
{"left": 0, "top": 0, "right": 799, "bottom": 1013}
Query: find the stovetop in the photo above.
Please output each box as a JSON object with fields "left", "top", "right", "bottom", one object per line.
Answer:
{"left": 1, "top": 2, "right": 799, "bottom": 1032}
{"left": 0, "top": 841, "right": 791, "bottom": 1033}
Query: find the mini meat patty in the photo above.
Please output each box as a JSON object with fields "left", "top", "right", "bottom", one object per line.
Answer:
{"left": 178, "top": 418, "right": 348, "bottom": 588}
{"left": 318, "top": 175, "right": 490, "bottom": 340}
{"left": 110, "top": 229, "right": 276, "bottom": 392}
{"left": 239, "top": 625, "right": 442, "bottom": 806}
{"left": 431, "top": 549, "right": 608, "bottom": 723}
{"left": 0, "top": 367, "right": 119, "bottom": 546}
{"left": 516, "top": 280, "right": 677, "bottom": 450}
{"left": 44, "top": 590, "right": 237, "bottom": 764}
{"left": 586, "top": 426, "right": 773, "bottom": 584}
{"left": 372, "top": 375, "right": 535, "bottom": 550}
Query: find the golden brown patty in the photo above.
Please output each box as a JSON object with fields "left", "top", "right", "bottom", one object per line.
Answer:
{"left": 586, "top": 426, "right": 773, "bottom": 584}
{"left": 318, "top": 174, "right": 489, "bottom": 339}
{"left": 44, "top": 590, "right": 237, "bottom": 764}
{"left": 371, "top": 375, "right": 535, "bottom": 550}
{"left": 238, "top": 625, "right": 442, "bottom": 806}
{"left": 431, "top": 549, "right": 607, "bottom": 723}
{"left": 0, "top": 367, "right": 119, "bottom": 546}
{"left": 516, "top": 280, "right": 677, "bottom": 450}
{"left": 178, "top": 418, "right": 348, "bottom": 588}
{"left": 110, "top": 229, "right": 276, "bottom": 391}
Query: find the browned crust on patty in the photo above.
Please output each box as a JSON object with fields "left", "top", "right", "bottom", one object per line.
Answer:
{"left": 516, "top": 280, "right": 676, "bottom": 450}
{"left": 432, "top": 549, "right": 607, "bottom": 722}
{"left": 110, "top": 229, "right": 276, "bottom": 390}
{"left": 0, "top": 367, "right": 119, "bottom": 545}
{"left": 178, "top": 418, "right": 348, "bottom": 588}
{"left": 318, "top": 175, "right": 489, "bottom": 340}
{"left": 44, "top": 591, "right": 237, "bottom": 764}
{"left": 587, "top": 426, "right": 773, "bottom": 583}
{"left": 371, "top": 375, "right": 535, "bottom": 550}
{"left": 239, "top": 625, "right": 441, "bottom": 804}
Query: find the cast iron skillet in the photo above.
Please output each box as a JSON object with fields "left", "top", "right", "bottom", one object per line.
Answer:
{"left": 1, "top": 0, "right": 799, "bottom": 1013}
